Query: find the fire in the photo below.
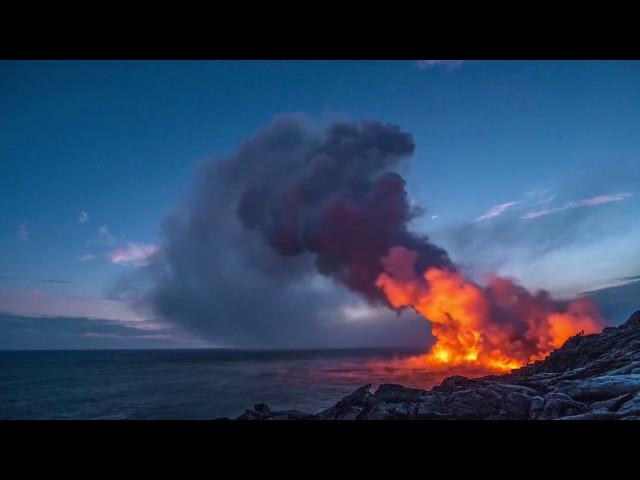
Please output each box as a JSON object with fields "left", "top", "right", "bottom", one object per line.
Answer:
{"left": 376, "top": 247, "right": 603, "bottom": 376}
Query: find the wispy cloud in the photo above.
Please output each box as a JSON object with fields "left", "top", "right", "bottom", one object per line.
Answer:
{"left": 17, "top": 224, "right": 30, "bottom": 241}
{"left": 416, "top": 60, "right": 464, "bottom": 70}
{"left": 431, "top": 214, "right": 440, "bottom": 220}
{"left": 522, "top": 193, "right": 633, "bottom": 220}
{"left": 75, "top": 253, "right": 96, "bottom": 262}
{"left": 523, "top": 187, "right": 557, "bottom": 206}
{"left": 82, "top": 332, "right": 186, "bottom": 342}
{"left": 0, "top": 275, "right": 72, "bottom": 285}
{"left": 0, "top": 288, "right": 145, "bottom": 322}
{"left": 476, "top": 202, "right": 519, "bottom": 222}
{"left": 97, "top": 225, "right": 115, "bottom": 246}
{"left": 78, "top": 210, "right": 89, "bottom": 223}
{"left": 110, "top": 243, "right": 159, "bottom": 266}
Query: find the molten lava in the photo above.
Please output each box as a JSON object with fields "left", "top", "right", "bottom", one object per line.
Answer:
{"left": 376, "top": 247, "right": 603, "bottom": 376}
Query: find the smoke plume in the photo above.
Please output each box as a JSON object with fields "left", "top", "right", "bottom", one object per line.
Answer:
{"left": 137, "top": 114, "right": 602, "bottom": 365}
{"left": 138, "top": 115, "right": 448, "bottom": 347}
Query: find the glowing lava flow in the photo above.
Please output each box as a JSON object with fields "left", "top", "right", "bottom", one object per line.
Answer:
{"left": 375, "top": 247, "right": 603, "bottom": 376}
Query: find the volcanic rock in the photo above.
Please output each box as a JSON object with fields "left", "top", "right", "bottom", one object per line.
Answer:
{"left": 231, "top": 310, "right": 640, "bottom": 420}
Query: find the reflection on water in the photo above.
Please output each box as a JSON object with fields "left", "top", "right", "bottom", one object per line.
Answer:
{"left": 0, "top": 348, "right": 447, "bottom": 419}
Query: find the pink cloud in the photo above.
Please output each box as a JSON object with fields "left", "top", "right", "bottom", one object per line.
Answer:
{"left": 522, "top": 193, "right": 632, "bottom": 219}
{"left": 476, "top": 202, "right": 519, "bottom": 222}
{"left": 110, "top": 243, "right": 159, "bottom": 266}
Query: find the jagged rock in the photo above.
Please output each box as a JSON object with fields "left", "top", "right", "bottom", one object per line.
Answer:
{"left": 365, "top": 403, "right": 395, "bottom": 420}
{"left": 254, "top": 403, "right": 271, "bottom": 415}
{"left": 617, "top": 391, "right": 640, "bottom": 414}
{"left": 237, "top": 409, "right": 266, "bottom": 420}
{"left": 340, "top": 383, "right": 375, "bottom": 407}
{"left": 234, "top": 310, "right": 640, "bottom": 420}
{"left": 529, "top": 396, "right": 545, "bottom": 419}
{"left": 415, "top": 395, "right": 447, "bottom": 418}
{"left": 387, "top": 402, "right": 420, "bottom": 419}
{"left": 313, "top": 384, "right": 376, "bottom": 420}
{"left": 234, "top": 403, "right": 311, "bottom": 420}
{"left": 553, "top": 375, "right": 640, "bottom": 401}
{"left": 589, "top": 393, "right": 634, "bottom": 412}
{"left": 559, "top": 411, "right": 623, "bottom": 420}
{"left": 374, "top": 384, "right": 426, "bottom": 403}
{"left": 446, "top": 388, "right": 503, "bottom": 418}
{"left": 499, "top": 392, "right": 532, "bottom": 419}
{"left": 539, "top": 393, "right": 587, "bottom": 419}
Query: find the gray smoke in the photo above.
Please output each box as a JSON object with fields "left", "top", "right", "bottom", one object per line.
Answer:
{"left": 136, "top": 115, "right": 448, "bottom": 347}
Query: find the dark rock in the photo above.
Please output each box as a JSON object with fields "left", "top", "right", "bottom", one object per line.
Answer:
{"left": 500, "top": 392, "right": 533, "bottom": 419}
{"left": 340, "top": 384, "right": 374, "bottom": 407}
{"left": 254, "top": 403, "right": 271, "bottom": 415}
{"left": 374, "top": 384, "right": 426, "bottom": 403}
{"left": 589, "top": 393, "right": 635, "bottom": 412}
{"left": 529, "top": 396, "right": 545, "bottom": 419}
{"left": 539, "top": 393, "right": 587, "bottom": 419}
{"left": 386, "top": 402, "right": 419, "bottom": 419}
{"left": 553, "top": 375, "right": 640, "bottom": 401}
{"left": 363, "top": 403, "right": 394, "bottom": 420}
{"left": 237, "top": 409, "right": 265, "bottom": 420}
{"left": 446, "top": 388, "right": 503, "bottom": 418}
{"left": 415, "top": 395, "right": 447, "bottom": 419}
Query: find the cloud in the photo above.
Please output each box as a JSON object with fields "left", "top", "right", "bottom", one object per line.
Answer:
{"left": 416, "top": 60, "right": 464, "bottom": 70}
{"left": 584, "top": 276, "right": 640, "bottom": 325}
{"left": 475, "top": 202, "right": 519, "bottom": 222}
{"left": 0, "top": 275, "right": 72, "bottom": 285}
{"left": 523, "top": 188, "right": 557, "bottom": 206}
{"left": 78, "top": 210, "right": 89, "bottom": 223}
{"left": 18, "top": 224, "right": 30, "bottom": 241}
{"left": 431, "top": 215, "right": 440, "bottom": 220}
{"left": 75, "top": 253, "right": 96, "bottom": 262}
{"left": 110, "top": 243, "right": 159, "bottom": 266}
{"left": 118, "top": 115, "right": 445, "bottom": 349}
{"left": 0, "top": 288, "right": 147, "bottom": 323}
{"left": 522, "top": 193, "right": 632, "bottom": 219}
{"left": 97, "top": 225, "right": 115, "bottom": 245}
{"left": 0, "top": 312, "right": 210, "bottom": 350}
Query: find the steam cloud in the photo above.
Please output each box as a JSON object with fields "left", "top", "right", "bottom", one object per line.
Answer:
{"left": 137, "top": 115, "right": 447, "bottom": 347}
{"left": 232, "top": 117, "right": 452, "bottom": 302}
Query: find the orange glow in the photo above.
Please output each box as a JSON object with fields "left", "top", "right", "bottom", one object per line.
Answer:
{"left": 375, "top": 247, "right": 603, "bottom": 377}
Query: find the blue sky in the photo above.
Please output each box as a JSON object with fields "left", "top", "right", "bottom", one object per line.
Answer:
{"left": 1, "top": 60, "right": 639, "bottom": 348}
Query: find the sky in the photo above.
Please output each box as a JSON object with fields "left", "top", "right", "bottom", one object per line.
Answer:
{"left": 1, "top": 60, "right": 639, "bottom": 349}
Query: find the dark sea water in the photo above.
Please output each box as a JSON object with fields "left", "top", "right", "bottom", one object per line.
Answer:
{"left": 0, "top": 348, "right": 442, "bottom": 419}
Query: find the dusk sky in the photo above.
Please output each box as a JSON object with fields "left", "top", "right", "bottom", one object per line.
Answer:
{"left": 1, "top": 60, "right": 639, "bottom": 349}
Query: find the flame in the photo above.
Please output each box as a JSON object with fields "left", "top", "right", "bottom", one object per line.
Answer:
{"left": 375, "top": 247, "right": 603, "bottom": 377}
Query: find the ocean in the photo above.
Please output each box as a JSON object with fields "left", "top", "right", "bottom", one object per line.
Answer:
{"left": 0, "top": 348, "right": 442, "bottom": 419}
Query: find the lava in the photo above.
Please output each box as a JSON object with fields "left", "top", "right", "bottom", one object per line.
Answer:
{"left": 376, "top": 246, "right": 603, "bottom": 376}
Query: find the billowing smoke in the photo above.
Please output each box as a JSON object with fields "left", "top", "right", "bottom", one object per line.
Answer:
{"left": 135, "top": 114, "right": 602, "bottom": 362}
{"left": 136, "top": 115, "right": 446, "bottom": 347}
{"left": 231, "top": 117, "right": 452, "bottom": 302}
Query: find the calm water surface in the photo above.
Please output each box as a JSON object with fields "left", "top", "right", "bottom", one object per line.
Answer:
{"left": 0, "top": 348, "right": 442, "bottom": 419}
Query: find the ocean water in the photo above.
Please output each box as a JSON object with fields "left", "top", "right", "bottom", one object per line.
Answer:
{"left": 0, "top": 348, "right": 442, "bottom": 419}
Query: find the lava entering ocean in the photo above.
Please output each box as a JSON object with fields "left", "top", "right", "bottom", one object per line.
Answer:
{"left": 376, "top": 246, "right": 603, "bottom": 377}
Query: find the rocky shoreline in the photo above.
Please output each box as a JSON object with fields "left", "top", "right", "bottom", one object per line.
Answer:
{"left": 232, "top": 310, "right": 640, "bottom": 420}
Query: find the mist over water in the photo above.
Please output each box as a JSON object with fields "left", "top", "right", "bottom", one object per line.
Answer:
{"left": 0, "top": 349, "right": 443, "bottom": 419}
